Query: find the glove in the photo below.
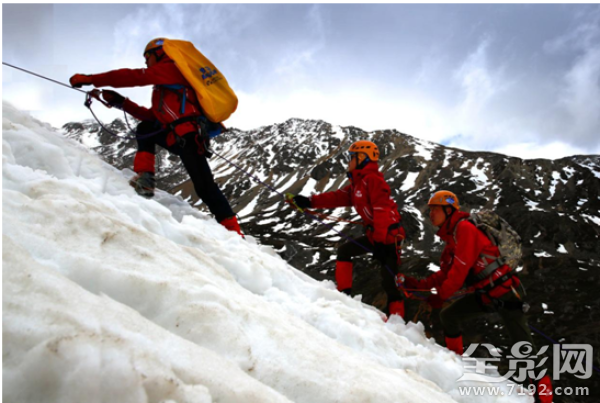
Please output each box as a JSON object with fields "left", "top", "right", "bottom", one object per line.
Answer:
{"left": 101, "top": 90, "right": 125, "bottom": 108}
{"left": 69, "top": 74, "right": 93, "bottom": 88}
{"left": 293, "top": 195, "right": 311, "bottom": 209}
{"left": 427, "top": 294, "right": 445, "bottom": 309}
{"left": 404, "top": 277, "right": 420, "bottom": 290}
{"left": 372, "top": 242, "right": 388, "bottom": 264}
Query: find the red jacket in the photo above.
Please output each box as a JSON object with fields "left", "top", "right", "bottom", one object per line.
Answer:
{"left": 414, "top": 211, "right": 519, "bottom": 302}
{"left": 89, "top": 57, "right": 201, "bottom": 142}
{"left": 310, "top": 162, "right": 404, "bottom": 245}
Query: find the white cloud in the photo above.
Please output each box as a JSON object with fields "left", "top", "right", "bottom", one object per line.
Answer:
{"left": 493, "top": 140, "right": 594, "bottom": 160}
{"left": 4, "top": 4, "right": 599, "bottom": 160}
{"left": 453, "top": 37, "right": 498, "bottom": 120}
{"left": 274, "top": 49, "right": 319, "bottom": 85}
{"left": 544, "top": 6, "right": 600, "bottom": 54}
{"left": 270, "top": 6, "right": 327, "bottom": 90}
{"left": 227, "top": 86, "right": 452, "bottom": 145}
{"left": 544, "top": 7, "right": 600, "bottom": 148}
{"left": 561, "top": 48, "right": 600, "bottom": 142}
{"left": 2, "top": 82, "right": 47, "bottom": 112}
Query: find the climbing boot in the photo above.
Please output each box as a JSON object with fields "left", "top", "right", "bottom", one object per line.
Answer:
{"left": 445, "top": 334, "right": 464, "bottom": 355}
{"left": 388, "top": 300, "right": 405, "bottom": 319}
{"left": 534, "top": 375, "right": 553, "bottom": 403}
{"left": 129, "top": 172, "right": 156, "bottom": 198}
{"left": 335, "top": 261, "right": 353, "bottom": 292}
{"left": 219, "top": 216, "right": 244, "bottom": 237}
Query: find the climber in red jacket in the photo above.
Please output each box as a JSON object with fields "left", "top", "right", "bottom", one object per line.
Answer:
{"left": 69, "top": 38, "right": 242, "bottom": 236}
{"left": 405, "top": 190, "right": 552, "bottom": 403}
{"left": 292, "top": 140, "right": 406, "bottom": 319}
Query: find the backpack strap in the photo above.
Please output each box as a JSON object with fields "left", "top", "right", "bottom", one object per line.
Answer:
{"left": 166, "top": 115, "right": 225, "bottom": 139}
{"left": 473, "top": 256, "right": 507, "bottom": 282}
{"left": 166, "top": 115, "right": 199, "bottom": 132}
{"left": 159, "top": 84, "right": 189, "bottom": 114}
{"left": 475, "top": 271, "right": 515, "bottom": 295}
{"left": 157, "top": 84, "right": 225, "bottom": 140}
{"left": 454, "top": 217, "right": 507, "bottom": 282}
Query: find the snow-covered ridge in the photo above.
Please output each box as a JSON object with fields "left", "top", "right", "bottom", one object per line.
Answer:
{"left": 3, "top": 101, "right": 529, "bottom": 402}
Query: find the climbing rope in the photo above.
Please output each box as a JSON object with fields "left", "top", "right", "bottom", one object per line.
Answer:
{"left": 3, "top": 62, "right": 87, "bottom": 93}
{"left": 3, "top": 62, "right": 162, "bottom": 141}
{"left": 304, "top": 210, "right": 365, "bottom": 226}
{"left": 83, "top": 91, "right": 164, "bottom": 140}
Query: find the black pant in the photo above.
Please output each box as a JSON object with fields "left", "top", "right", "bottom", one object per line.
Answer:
{"left": 440, "top": 287, "right": 547, "bottom": 371}
{"left": 337, "top": 235, "right": 404, "bottom": 304}
{"left": 440, "top": 290, "right": 533, "bottom": 343}
{"left": 136, "top": 121, "right": 234, "bottom": 222}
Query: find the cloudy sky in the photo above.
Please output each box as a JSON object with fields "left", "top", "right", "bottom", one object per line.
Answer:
{"left": 3, "top": 3, "right": 600, "bottom": 159}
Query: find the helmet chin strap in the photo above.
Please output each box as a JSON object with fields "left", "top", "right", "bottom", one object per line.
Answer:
{"left": 346, "top": 153, "right": 369, "bottom": 176}
{"left": 356, "top": 155, "right": 370, "bottom": 170}
{"left": 146, "top": 48, "right": 166, "bottom": 63}
{"left": 154, "top": 48, "right": 166, "bottom": 62}
{"left": 442, "top": 206, "right": 456, "bottom": 227}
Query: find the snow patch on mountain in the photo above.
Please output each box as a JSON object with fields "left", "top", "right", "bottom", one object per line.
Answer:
{"left": 401, "top": 171, "right": 420, "bottom": 191}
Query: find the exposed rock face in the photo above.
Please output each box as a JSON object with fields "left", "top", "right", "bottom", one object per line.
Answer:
{"left": 63, "top": 118, "right": 599, "bottom": 402}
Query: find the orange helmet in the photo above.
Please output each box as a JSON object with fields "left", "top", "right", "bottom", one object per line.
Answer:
{"left": 144, "top": 38, "right": 166, "bottom": 55}
{"left": 428, "top": 190, "right": 460, "bottom": 210}
{"left": 348, "top": 140, "right": 379, "bottom": 165}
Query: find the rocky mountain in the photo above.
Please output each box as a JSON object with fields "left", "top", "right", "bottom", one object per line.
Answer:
{"left": 62, "top": 119, "right": 190, "bottom": 190}
{"left": 62, "top": 117, "right": 600, "bottom": 402}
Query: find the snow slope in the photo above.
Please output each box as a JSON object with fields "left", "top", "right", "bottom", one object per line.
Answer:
{"left": 2, "top": 102, "right": 530, "bottom": 403}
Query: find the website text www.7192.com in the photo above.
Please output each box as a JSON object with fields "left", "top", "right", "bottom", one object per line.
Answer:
{"left": 458, "top": 384, "right": 589, "bottom": 398}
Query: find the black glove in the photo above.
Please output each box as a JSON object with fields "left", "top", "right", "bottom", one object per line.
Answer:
{"left": 293, "top": 195, "right": 312, "bottom": 209}
{"left": 102, "top": 90, "right": 125, "bottom": 109}
{"left": 372, "top": 242, "right": 388, "bottom": 264}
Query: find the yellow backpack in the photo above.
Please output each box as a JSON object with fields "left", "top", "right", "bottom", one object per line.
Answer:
{"left": 162, "top": 39, "right": 238, "bottom": 123}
